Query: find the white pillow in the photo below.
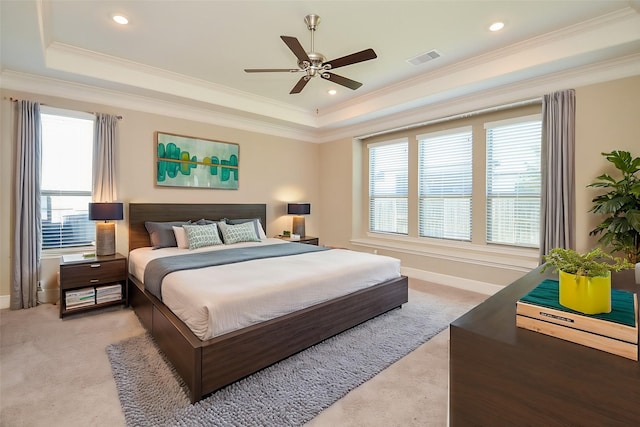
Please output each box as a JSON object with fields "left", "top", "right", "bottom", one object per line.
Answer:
{"left": 172, "top": 226, "right": 189, "bottom": 249}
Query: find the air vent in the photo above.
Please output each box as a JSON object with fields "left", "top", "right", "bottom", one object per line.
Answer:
{"left": 407, "top": 49, "right": 441, "bottom": 66}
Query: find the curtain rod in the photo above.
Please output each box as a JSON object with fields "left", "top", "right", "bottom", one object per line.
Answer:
{"left": 6, "top": 97, "right": 123, "bottom": 119}
{"left": 356, "top": 97, "right": 542, "bottom": 140}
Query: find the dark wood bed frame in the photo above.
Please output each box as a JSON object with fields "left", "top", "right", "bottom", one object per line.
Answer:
{"left": 127, "top": 203, "right": 409, "bottom": 403}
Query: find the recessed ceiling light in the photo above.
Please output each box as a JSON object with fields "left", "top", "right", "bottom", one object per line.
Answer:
{"left": 113, "top": 15, "right": 129, "bottom": 25}
{"left": 489, "top": 22, "right": 504, "bottom": 32}
{"left": 328, "top": 89, "right": 337, "bottom": 95}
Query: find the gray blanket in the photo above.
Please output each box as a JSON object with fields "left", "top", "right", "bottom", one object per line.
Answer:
{"left": 144, "top": 243, "right": 328, "bottom": 300}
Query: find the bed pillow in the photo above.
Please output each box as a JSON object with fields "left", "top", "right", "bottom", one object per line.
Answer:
{"left": 172, "top": 226, "right": 189, "bottom": 249}
{"left": 217, "top": 221, "right": 261, "bottom": 244}
{"left": 182, "top": 223, "right": 223, "bottom": 249}
{"left": 145, "top": 221, "right": 190, "bottom": 249}
{"left": 224, "top": 218, "right": 267, "bottom": 239}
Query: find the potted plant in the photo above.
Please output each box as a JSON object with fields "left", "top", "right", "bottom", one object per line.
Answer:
{"left": 588, "top": 150, "right": 640, "bottom": 264}
{"left": 542, "top": 247, "right": 632, "bottom": 314}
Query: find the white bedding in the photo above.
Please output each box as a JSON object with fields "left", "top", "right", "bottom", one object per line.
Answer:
{"left": 129, "top": 238, "right": 401, "bottom": 340}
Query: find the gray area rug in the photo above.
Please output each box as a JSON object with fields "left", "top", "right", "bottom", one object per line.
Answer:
{"left": 107, "top": 289, "right": 469, "bottom": 426}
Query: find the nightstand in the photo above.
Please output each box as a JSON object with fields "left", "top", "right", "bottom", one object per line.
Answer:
{"left": 59, "top": 253, "right": 127, "bottom": 318}
{"left": 277, "top": 235, "right": 319, "bottom": 245}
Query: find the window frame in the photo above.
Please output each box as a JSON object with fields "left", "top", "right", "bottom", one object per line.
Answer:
{"left": 417, "top": 126, "right": 473, "bottom": 242}
{"left": 367, "top": 138, "right": 409, "bottom": 235}
{"left": 40, "top": 106, "right": 96, "bottom": 254}
{"left": 359, "top": 107, "right": 542, "bottom": 271}
{"left": 485, "top": 114, "right": 542, "bottom": 248}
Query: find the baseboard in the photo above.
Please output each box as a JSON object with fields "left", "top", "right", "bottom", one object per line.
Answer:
{"left": 0, "top": 295, "right": 10, "bottom": 309}
{"left": 401, "top": 266, "right": 503, "bottom": 296}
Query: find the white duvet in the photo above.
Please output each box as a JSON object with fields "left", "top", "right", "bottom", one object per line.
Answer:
{"left": 129, "top": 238, "right": 401, "bottom": 340}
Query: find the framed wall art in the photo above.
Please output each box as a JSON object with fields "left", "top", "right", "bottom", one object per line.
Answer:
{"left": 155, "top": 132, "right": 239, "bottom": 189}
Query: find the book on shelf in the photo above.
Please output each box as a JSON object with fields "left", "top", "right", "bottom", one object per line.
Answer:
{"left": 66, "top": 300, "right": 96, "bottom": 310}
{"left": 97, "top": 295, "right": 122, "bottom": 304}
{"left": 65, "top": 287, "right": 96, "bottom": 306}
{"left": 516, "top": 279, "right": 638, "bottom": 361}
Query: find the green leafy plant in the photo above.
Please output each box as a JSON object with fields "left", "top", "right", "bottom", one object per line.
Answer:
{"left": 588, "top": 150, "right": 640, "bottom": 264}
{"left": 542, "top": 247, "right": 632, "bottom": 278}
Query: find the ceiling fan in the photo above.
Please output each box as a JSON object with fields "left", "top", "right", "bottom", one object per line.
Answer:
{"left": 244, "top": 14, "right": 377, "bottom": 94}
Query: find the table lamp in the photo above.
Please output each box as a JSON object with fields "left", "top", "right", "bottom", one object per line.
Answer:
{"left": 89, "top": 202, "right": 124, "bottom": 256}
{"left": 287, "top": 202, "right": 311, "bottom": 237}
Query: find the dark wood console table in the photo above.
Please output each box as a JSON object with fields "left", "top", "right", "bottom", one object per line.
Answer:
{"left": 450, "top": 267, "right": 639, "bottom": 426}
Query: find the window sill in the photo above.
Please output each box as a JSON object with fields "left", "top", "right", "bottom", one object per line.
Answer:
{"left": 351, "top": 233, "right": 539, "bottom": 271}
{"left": 41, "top": 246, "right": 95, "bottom": 259}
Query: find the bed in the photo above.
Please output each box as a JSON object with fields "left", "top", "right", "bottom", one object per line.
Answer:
{"left": 127, "top": 203, "right": 409, "bottom": 403}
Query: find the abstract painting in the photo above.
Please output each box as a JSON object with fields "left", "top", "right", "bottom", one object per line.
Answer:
{"left": 155, "top": 132, "right": 239, "bottom": 189}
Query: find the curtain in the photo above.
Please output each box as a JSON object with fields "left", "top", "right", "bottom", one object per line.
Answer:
{"left": 540, "top": 89, "right": 576, "bottom": 262}
{"left": 11, "top": 101, "right": 41, "bottom": 309}
{"left": 92, "top": 114, "right": 118, "bottom": 202}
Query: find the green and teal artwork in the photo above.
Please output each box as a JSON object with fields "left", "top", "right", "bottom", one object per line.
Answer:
{"left": 155, "top": 132, "right": 239, "bottom": 189}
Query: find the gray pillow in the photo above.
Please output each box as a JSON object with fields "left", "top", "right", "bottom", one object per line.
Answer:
{"left": 145, "top": 220, "right": 190, "bottom": 249}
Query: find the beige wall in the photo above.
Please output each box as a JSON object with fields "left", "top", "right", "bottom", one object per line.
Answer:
{"left": 575, "top": 75, "right": 640, "bottom": 253}
{"left": 0, "top": 89, "right": 320, "bottom": 299}
{"left": 2, "top": 75, "right": 639, "bottom": 300}
{"left": 319, "top": 75, "right": 640, "bottom": 289}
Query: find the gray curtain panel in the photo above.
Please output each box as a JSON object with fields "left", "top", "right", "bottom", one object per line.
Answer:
{"left": 92, "top": 113, "right": 119, "bottom": 202}
{"left": 540, "top": 89, "right": 576, "bottom": 262}
{"left": 11, "top": 100, "right": 42, "bottom": 309}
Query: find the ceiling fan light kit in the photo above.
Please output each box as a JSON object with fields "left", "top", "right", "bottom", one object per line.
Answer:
{"left": 244, "top": 14, "right": 377, "bottom": 94}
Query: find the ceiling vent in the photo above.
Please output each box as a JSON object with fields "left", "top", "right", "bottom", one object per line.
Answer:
{"left": 407, "top": 49, "right": 441, "bottom": 66}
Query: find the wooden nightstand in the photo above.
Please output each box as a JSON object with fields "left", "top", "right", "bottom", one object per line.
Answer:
{"left": 59, "top": 253, "right": 127, "bottom": 318}
{"left": 277, "top": 235, "right": 319, "bottom": 245}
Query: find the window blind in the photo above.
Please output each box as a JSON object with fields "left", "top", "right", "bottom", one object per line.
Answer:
{"left": 368, "top": 140, "right": 408, "bottom": 234}
{"left": 418, "top": 127, "right": 472, "bottom": 241}
{"left": 486, "top": 117, "right": 542, "bottom": 247}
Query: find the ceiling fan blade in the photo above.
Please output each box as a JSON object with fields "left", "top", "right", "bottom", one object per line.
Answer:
{"left": 281, "top": 36, "right": 311, "bottom": 63}
{"left": 322, "top": 72, "right": 363, "bottom": 90}
{"left": 244, "top": 68, "right": 300, "bottom": 73}
{"left": 324, "top": 48, "right": 377, "bottom": 70}
{"left": 290, "top": 76, "right": 310, "bottom": 94}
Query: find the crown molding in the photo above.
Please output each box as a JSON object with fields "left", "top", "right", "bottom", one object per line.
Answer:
{"left": 315, "top": 53, "right": 640, "bottom": 143}
{"left": 0, "top": 70, "right": 320, "bottom": 142}
{"left": 2, "top": 52, "right": 639, "bottom": 146}
{"left": 43, "top": 42, "right": 318, "bottom": 128}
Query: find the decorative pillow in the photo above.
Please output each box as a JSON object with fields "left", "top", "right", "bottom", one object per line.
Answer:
{"left": 145, "top": 221, "right": 190, "bottom": 249}
{"left": 224, "top": 218, "right": 267, "bottom": 239}
{"left": 182, "top": 223, "right": 223, "bottom": 249}
{"left": 172, "top": 226, "right": 189, "bottom": 249}
{"left": 217, "top": 221, "right": 261, "bottom": 244}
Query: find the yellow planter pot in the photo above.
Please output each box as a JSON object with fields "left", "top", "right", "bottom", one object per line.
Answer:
{"left": 558, "top": 270, "right": 611, "bottom": 314}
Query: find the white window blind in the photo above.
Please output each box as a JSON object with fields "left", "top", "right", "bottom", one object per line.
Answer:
{"left": 41, "top": 109, "right": 95, "bottom": 249}
{"left": 418, "top": 127, "right": 472, "bottom": 241}
{"left": 368, "top": 140, "right": 408, "bottom": 234}
{"left": 486, "top": 116, "right": 542, "bottom": 247}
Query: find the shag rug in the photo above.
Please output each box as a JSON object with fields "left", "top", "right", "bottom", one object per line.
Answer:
{"left": 106, "top": 289, "right": 469, "bottom": 426}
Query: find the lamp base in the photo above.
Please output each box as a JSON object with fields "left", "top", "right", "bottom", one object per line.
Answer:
{"left": 95, "top": 222, "right": 116, "bottom": 256}
{"left": 292, "top": 216, "right": 305, "bottom": 237}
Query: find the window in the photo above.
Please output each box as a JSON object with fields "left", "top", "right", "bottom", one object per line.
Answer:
{"left": 485, "top": 116, "right": 542, "bottom": 247}
{"left": 418, "top": 127, "right": 472, "bottom": 241}
{"left": 368, "top": 139, "right": 408, "bottom": 234}
{"left": 40, "top": 108, "right": 95, "bottom": 249}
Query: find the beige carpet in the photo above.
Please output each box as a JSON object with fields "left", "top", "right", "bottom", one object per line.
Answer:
{"left": 0, "top": 279, "right": 485, "bottom": 427}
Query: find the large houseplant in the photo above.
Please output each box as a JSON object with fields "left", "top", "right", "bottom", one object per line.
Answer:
{"left": 542, "top": 247, "right": 632, "bottom": 314}
{"left": 588, "top": 150, "right": 640, "bottom": 264}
